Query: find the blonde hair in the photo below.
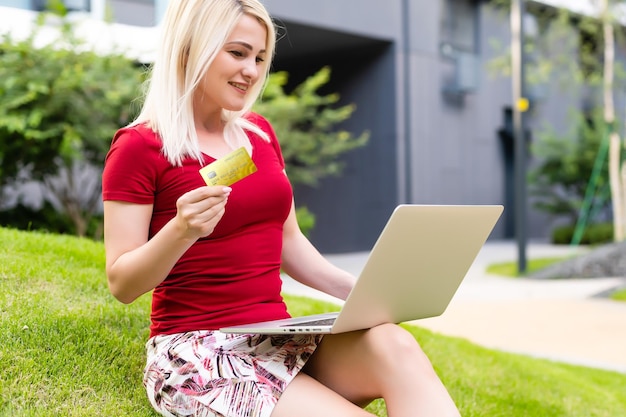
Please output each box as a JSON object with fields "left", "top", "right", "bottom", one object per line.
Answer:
{"left": 132, "top": 0, "right": 275, "bottom": 166}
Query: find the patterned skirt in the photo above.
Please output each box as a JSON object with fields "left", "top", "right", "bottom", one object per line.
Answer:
{"left": 143, "top": 331, "right": 323, "bottom": 417}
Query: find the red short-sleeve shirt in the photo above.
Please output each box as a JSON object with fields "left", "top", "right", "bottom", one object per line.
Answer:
{"left": 102, "top": 113, "right": 292, "bottom": 337}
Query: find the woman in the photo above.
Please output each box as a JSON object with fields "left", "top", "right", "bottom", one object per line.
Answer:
{"left": 102, "top": 1, "right": 461, "bottom": 416}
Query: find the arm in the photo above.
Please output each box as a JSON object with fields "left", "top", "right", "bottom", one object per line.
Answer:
{"left": 280, "top": 200, "right": 356, "bottom": 300}
{"left": 104, "top": 185, "right": 231, "bottom": 304}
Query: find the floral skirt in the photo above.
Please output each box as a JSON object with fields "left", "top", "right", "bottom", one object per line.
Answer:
{"left": 143, "top": 331, "right": 323, "bottom": 417}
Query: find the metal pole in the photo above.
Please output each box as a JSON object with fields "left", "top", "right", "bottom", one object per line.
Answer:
{"left": 511, "top": 0, "right": 528, "bottom": 274}
{"left": 402, "top": 0, "right": 413, "bottom": 204}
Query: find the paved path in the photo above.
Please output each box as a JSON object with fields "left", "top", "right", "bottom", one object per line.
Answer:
{"left": 281, "top": 240, "right": 626, "bottom": 373}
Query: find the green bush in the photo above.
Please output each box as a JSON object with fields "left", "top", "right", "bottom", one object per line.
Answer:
{"left": 0, "top": 10, "right": 143, "bottom": 236}
{"left": 0, "top": 202, "right": 103, "bottom": 239}
{"left": 551, "top": 222, "right": 614, "bottom": 244}
{"left": 529, "top": 110, "right": 611, "bottom": 225}
{"left": 0, "top": 202, "right": 73, "bottom": 234}
{"left": 255, "top": 67, "right": 369, "bottom": 187}
{"left": 295, "top": 206, "right": 316, "bottom": 237}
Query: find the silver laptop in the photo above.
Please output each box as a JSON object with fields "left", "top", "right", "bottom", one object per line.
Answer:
{"left": 220, "top": 204, "right": 503, "bottom": 335}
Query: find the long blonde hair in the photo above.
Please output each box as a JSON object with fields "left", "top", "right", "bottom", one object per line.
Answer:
{"left": 132, "top": 0, "right": 275, "bottom": 166}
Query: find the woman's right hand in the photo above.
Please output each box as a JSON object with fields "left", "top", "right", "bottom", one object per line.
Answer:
{"left": 174, "top": 186, "right": 232, "bottom": 240}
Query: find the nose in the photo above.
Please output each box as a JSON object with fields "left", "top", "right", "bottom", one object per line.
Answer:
{"left": 242, "top": 57, "right": 259, "bottom": 81}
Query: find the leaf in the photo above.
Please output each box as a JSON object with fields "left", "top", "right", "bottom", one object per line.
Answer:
{"left": 255, "top": 67, "right": 369, "bottom": 187}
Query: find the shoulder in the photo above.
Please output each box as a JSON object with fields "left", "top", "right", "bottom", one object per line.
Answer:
{"left": 105, "top": 123, "right": 168, "bottom": 174}
{"left": 243, "top": 112, "right": 279, "bottom": 146}
{"left": 244, "top": 112, "right": 275, "bottom": 137}
{"left": 111, "top": 123, "right": 162, "bottom": 153}
{"left": 243, "top": 112, "right": 285, "bottom": 167}
{"left": 244, "top": 111, "right": 270, "bottom": 129}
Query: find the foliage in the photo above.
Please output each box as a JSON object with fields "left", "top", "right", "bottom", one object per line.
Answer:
{"left": 0, "top": 27, "right": 142, "bottom": 174}
{"left": 295, "top": 206, "right": 316, "bottom": 237}
{"left": 0, "top": 201, "right": 76, "bottom": 235}
{"left": 0, "top": 7, "right": 144, "bottom": 236}
{"left": 487, "top": 1, "right": 626, "bottom": 90}
{"left": 0, "top": 201, "right": 103, "bottom": 238}
{"left": 551, "top": 222, "right": 614, "bottom": 245}
{"left": 528, "top": 110, "right": 611, "bottom": 224}
{"left": 254, "top": 67, "right": 369, "bottom": 187}
{"left": 3, "top": 227, "right": 626, "bottom": 416}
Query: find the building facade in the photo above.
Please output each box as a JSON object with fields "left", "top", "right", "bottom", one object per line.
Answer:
{"left": 0, "top": 0, "right": 607, "bottom": 252}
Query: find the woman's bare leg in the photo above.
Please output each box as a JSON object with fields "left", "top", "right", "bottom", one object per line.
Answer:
{"left": 301, "top": 323, "right": 461, "bottom": 417}
{"left": 271, "top": 372, "right": 375, "bottom": 417}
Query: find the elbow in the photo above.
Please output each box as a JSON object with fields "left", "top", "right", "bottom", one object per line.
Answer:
{"left": 106, "top": 273, "right": 139, "bottom": 305}
{"left": 114, "top": 291, "right": 138, "bottom": 305}
{"left": 108, "top": 283, "right": 137, "bottom": 305}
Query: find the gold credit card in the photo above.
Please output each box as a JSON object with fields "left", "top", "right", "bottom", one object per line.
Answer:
{"left": 198, "top": 147, "right": 257, "bottom": 186}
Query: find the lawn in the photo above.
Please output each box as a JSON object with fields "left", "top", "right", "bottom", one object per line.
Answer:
{"left": 485, "top": 257, "right": 571, "bottom": 277}
{"left": 2, "top": 227, "right": 626, "bottom": 416}
{"left": 612, "top": 288, "right": 626, "bottom": 301}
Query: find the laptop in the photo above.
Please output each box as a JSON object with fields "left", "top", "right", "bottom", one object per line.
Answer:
{"left": 220, "top": 204, "right": 503, "bottom": 335}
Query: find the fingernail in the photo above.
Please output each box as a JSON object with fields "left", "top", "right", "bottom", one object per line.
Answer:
{"left": 223, "top": 187, "right": 232, "bottom": 193}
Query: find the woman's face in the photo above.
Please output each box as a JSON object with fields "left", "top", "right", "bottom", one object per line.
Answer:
{"left": 195, "top": 14, "right": 267, "bottom": 116}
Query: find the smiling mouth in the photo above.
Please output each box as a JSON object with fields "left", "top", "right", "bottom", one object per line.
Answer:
{"left": 229, "top": 82, "right": 249, "bottom": 92}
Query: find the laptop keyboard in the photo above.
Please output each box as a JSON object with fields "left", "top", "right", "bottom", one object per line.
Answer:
{"left": 282, "top": 317, "right": 336, "bottom": 327}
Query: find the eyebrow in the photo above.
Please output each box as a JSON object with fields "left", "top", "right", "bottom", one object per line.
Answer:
{"left": 225, "top": 41, "right": 266, "bottom": 54}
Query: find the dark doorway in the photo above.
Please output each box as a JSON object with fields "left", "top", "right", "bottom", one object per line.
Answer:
{"left": 271, "top": 20, "right": 397, "bottom": 253}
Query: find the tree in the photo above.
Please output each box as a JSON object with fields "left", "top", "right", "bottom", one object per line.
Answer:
{"left": 488, "top": 0, "right": 626, "bottom": 241}
{"left": 599, "top": 0, "right": 626, "bottom": 241}
{"left": 0, "top": 6, "right": 144, "bottom": 236}
{"left": 254, "top": 67, "right": 369, "bottom": 187}
{"left": 529, "top": 109, "right": 610, "bottom": 224}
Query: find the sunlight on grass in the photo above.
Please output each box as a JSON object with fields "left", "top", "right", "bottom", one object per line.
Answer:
{"left": 3, "top": 227, "right": 626, "bottom": 416}
{"left": 486, "top": 257, "right": 569, "bottom": 277}
{"left": 612, "top": 288, "right": 626, "bottom": 302}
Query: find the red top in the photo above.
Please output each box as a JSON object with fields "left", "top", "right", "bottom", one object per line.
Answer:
{"left": 102, "top": 113, "right": 292, "bottom": 337}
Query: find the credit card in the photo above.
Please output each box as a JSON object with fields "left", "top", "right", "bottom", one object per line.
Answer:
{"left": 198, "top": 147, "right": 257, "bottom": 186}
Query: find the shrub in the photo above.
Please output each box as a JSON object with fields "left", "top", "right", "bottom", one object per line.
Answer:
{"left": 551, "top": 222, "right": 614, "bottom": 244}
{"left": 295, "top": 206, "right": 316, "bottom": 237}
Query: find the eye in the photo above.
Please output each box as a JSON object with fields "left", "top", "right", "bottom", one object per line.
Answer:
{"left": 256, "top": 56, "right": 265, "bottom": 63}
{"left": 229, "top": 50, "right": 244, "bottom": 57}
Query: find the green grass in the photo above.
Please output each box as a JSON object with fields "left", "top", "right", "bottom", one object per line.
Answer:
{"left": 2, "top": 227, "right": 626, "bottom": 416}
{"left": 611, "top": 288, "right": 626, "bottom": 302}
{"left": 485, "top": 257, "right": 570, "bottom": 277}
